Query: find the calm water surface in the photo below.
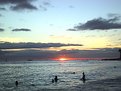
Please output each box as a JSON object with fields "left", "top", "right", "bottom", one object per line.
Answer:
{"left": 0, "top": 60, "right": 121, "bottom": 91}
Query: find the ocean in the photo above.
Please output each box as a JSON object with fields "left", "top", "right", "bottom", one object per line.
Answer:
{"left": 0, "top": 60, "right": 121, "bottom": 91}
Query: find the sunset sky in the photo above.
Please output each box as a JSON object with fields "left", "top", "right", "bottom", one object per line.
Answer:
{"left": 0, "top": 0, "right": 121, "bottom": 60}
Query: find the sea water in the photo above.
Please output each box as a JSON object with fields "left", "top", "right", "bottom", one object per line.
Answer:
{"left": 0, "top": 60, "right": 121, "bottom": 91}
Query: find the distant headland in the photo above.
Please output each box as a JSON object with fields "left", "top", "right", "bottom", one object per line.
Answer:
{"left": 102, "top": 49, "right": 121, "bottom": 61}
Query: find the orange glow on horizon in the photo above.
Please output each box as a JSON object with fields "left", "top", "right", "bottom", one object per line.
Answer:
{"left": 53, "top": 57, "right": 102, "bottom": 61}
{"left": 59, "top": 58, "right": 67, "bottom": 61}
{"left": 53, "top": 57, "right": 70, "bottom": 62}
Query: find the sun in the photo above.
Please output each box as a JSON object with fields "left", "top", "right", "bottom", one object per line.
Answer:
{"left": 59, "top": 58, "right": 67, "bottom": 61}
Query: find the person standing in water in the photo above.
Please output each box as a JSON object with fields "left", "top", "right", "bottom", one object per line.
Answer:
{"left": 52, "top": 79, "right": 54, "bottom": 83}
{"left": 15, "top": 81, "right": 18, "bottom": 86}
{"left": 54, "top": 76, "right": 58, "bottom": 82}
{"left": 81, "top": 72, "right": 86, "bottom": 83}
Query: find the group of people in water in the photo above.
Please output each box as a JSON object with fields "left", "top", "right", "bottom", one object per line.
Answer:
{"left": 51, "top": 72, "right": 86, "bottom": 83}
{"left": 52, "top": 75, "right": 58, "bottom": 83}
{"left": 15, "top": 72, "right": 86, "bottom": 86}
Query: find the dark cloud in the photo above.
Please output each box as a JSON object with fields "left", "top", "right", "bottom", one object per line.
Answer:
{"left": 0, "top": 41, "right": 6, "bottom": 43}
{"left": 107, "top": 13, "right": 120, "bottom": 18}
{"left": 67, "top": 29, "right": 77, "bottom": 31}
{"left": 1, "top": 48, "right": 120, "bottom": 61}
{"left": 0, "top": 42, "right": 83, "bottom": 49}
{"left": 0, "top": 0, "right": 37, "bottom": 11}
{"left": 0, "top": 7, "right": 6, "bottom": 11}
{"left": 68, "top": 14, "right": 121, "bottom": 31}
{"left": 0, "top": 28, "right": 4, "bottom": 32}
{"left": 10, "top": 2, "right": 37, "bottom": 11}
{"left": 0, "top": 0, "right": 52, "bottom": 11}
{"left": 43, "top": 1, "right": 51, "bottom": 6}
{"left": 0, "top": 49, "right": 59, "bottom": 61}
{"left": 39, "top": 1, "right": 52, "bottom": 11}
{"left": 12, "top": 28, "right": 31, "bottom": 32}
{"left": 60, "top": 48, "right": 120, "bottom": 59}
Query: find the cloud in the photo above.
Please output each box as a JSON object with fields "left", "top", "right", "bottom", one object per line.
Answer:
{"left": 67, "top": 29, "right": 77, "bottom": 31}
{"left": 0, "top": 7, "right": 6, "bottom": 11}
{"left": 0, "top": 28, "right": 4, "bottom": 32}
{"left": 1, "top": 48, "right": 120, "bottom": 61}
{"left": 39, "top": 1, "right": 52, "bottom": 11}
{"left": 0, "top": 42, "right": 83, "bottom": 49}
{"left": 43, "top": 1, "right": 51, "bottom": 6}
{"left": 0, "top": 0, "right": 37, "bottom": 11}
{"left": 10, "top": 2, "right": 37, "bottom": 11}
{"left": 12, "top": 28, "right": 31, "bottom": 32}
{"left": 107, "top": 13, "right": 120, "bottom": 18}
{"left": 0, "top": 0, "right": 52, "bottom": 11}
{"left": 58, "top": 48, "right": 120, "bottom": 59}
{"left": 68, "top": 14, "right": 121, "bottom": 31}
{"left": 0, "top": 41, "right": 6, "bottom": 43}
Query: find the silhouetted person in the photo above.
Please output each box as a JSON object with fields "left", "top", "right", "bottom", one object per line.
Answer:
{"left": 52, "top": 79, "right": 54, "bottom": 83}
{"left": 54, "top": 76, "right": 58, "bottom": 82}
{"left": 81, "top": 72, "right": 86, "bottom": 83}
{"left": 15, "top": 81, "right": 18, "bottom": 86}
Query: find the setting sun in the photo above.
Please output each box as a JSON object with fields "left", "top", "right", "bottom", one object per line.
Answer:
{"left": 59, "top": 58, "right": 67, "bottom": 61}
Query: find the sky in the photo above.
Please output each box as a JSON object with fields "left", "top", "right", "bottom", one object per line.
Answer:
{"left": 0, "top": 0, "right": 121, "bottom": 60}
